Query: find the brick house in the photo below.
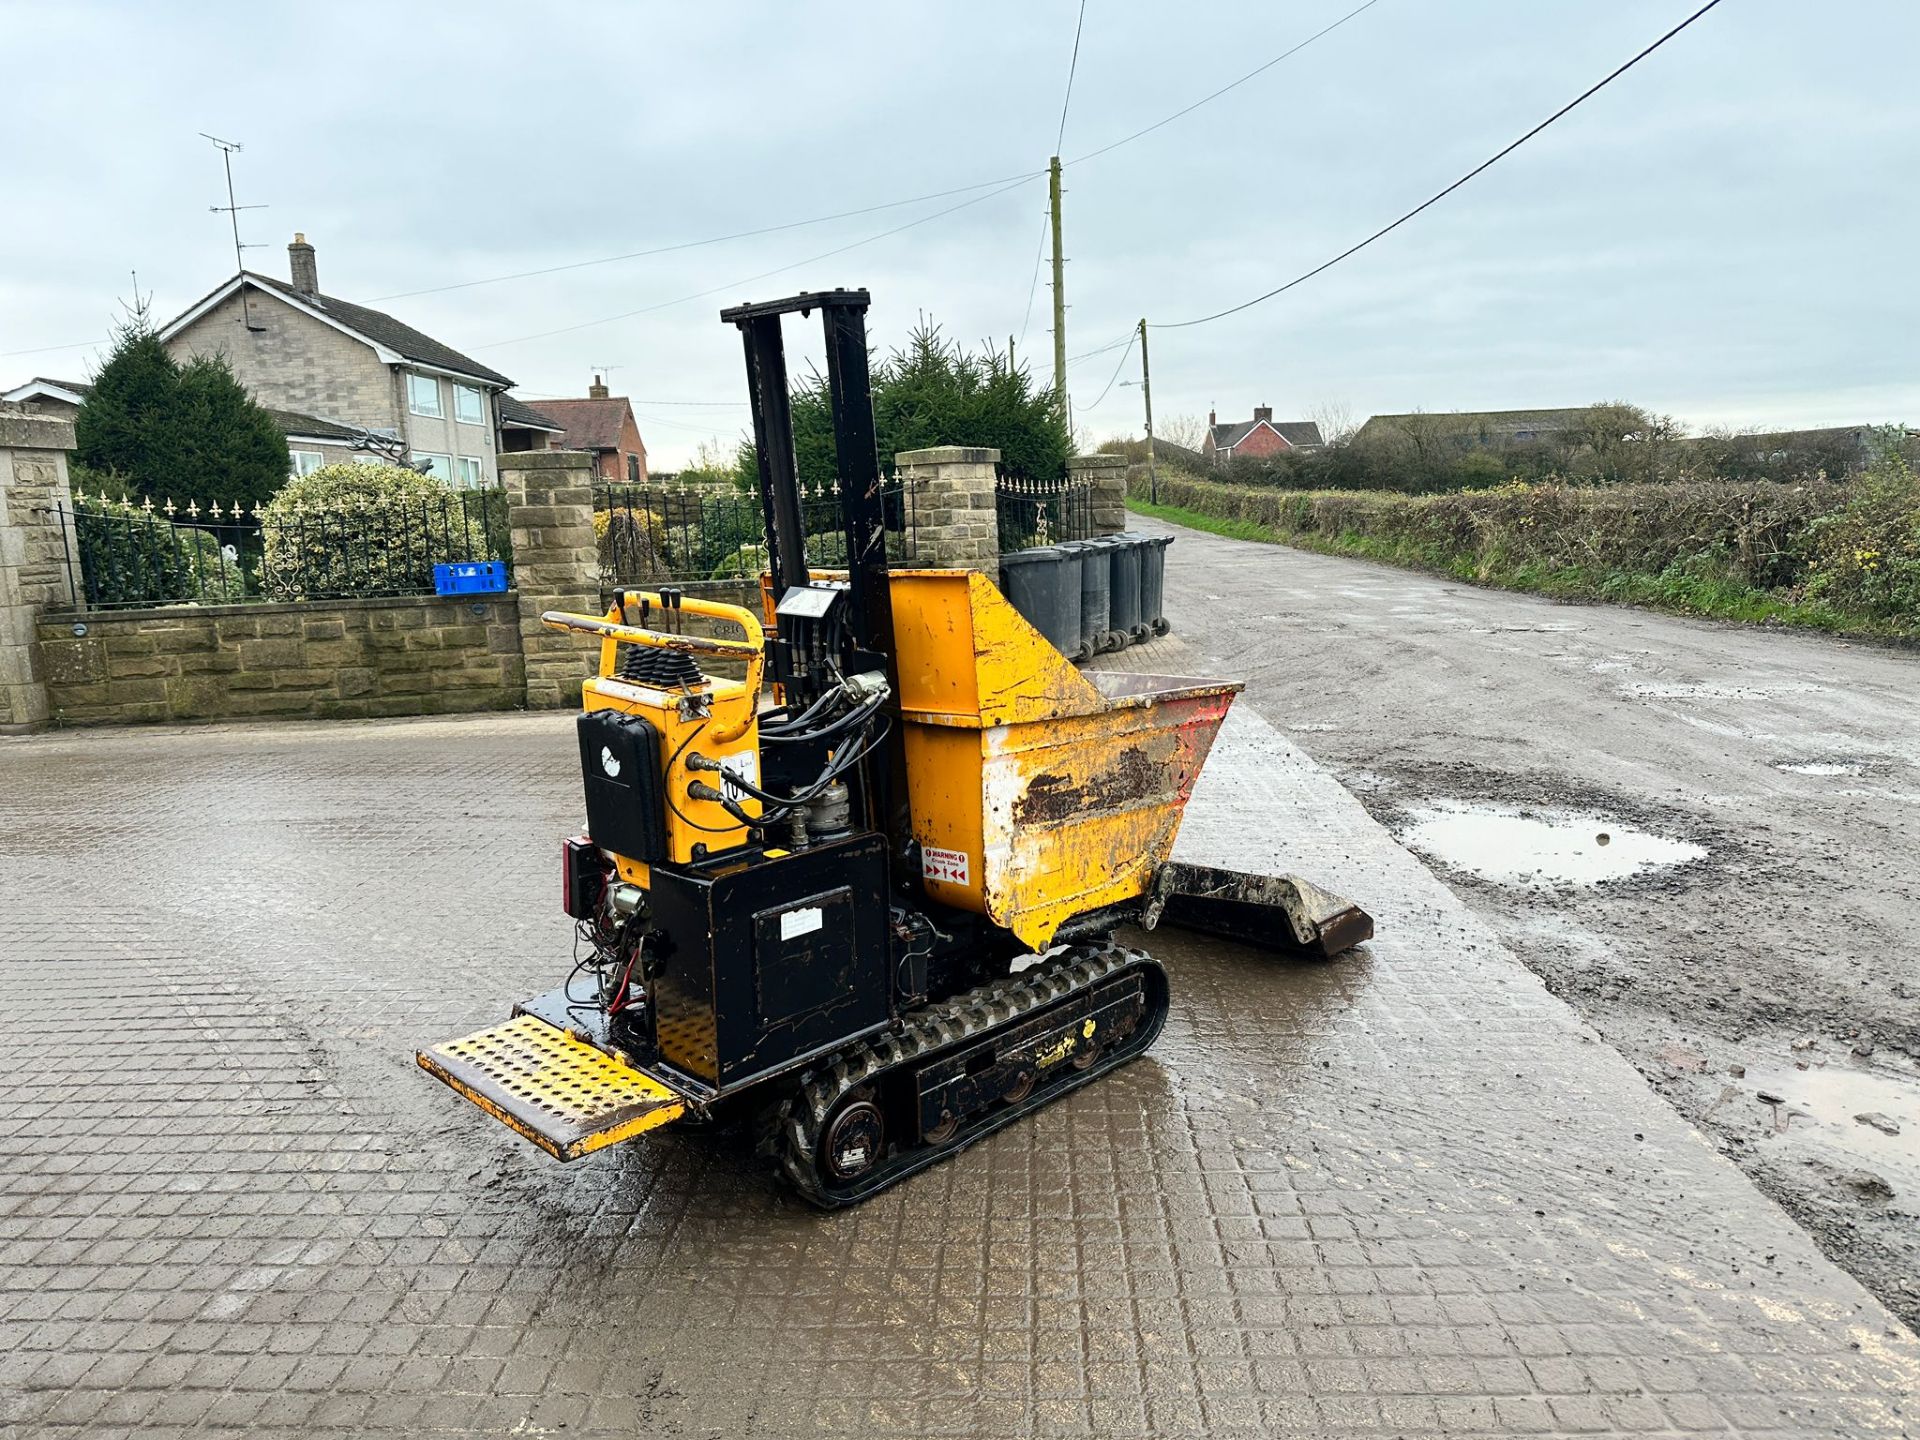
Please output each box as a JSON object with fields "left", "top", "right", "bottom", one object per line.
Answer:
{"left": 520, "top": 377, "right": 649, "bottom": 484}
{"left": 1204, "top": 406, "right": 1324, "bottom": 464}
{"left": 157, "top": 234, "right": 519, "bottom": 487}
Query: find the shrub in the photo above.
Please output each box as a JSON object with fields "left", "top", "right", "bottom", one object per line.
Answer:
{"left": 72, "top": 497, "right": 243, "bottom": 606}
{"left": 596, "top": 507, "right": 668, "bottom": 585}
{"left": 709, "top": 542, "right": 768, "bottom": 580}
{"left": 1803, "top": 447, "right": 1920, "bottom": 620}
{"left": 259, "top": 462, "right": 506, "bottom": 599}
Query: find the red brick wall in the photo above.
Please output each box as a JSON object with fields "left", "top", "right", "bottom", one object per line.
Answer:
{"left": 1226, "top": 423, "right": 1291, "bottom": 460}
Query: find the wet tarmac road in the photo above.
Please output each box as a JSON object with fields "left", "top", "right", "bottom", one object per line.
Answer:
{"left": 2, "top": 671, "right": 1917, "bottom": 1434}
{"left": 1136, "top": 513, "right": 1920, "bottom": 1337}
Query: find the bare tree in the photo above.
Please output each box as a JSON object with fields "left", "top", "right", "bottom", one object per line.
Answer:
{"left": 1305, "top": 400, "right": 1358, "bottom": 446}
{"left": 1155, "top": 412, "right": 1207, "bottom": 452}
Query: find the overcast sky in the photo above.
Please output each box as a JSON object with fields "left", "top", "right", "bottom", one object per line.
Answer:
{"left": 3, "top": 0, "right": 1915, "bottom": 467}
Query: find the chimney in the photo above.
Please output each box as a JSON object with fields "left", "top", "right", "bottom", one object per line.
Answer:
{"left": 1253, "top": 404, "right": 1272, "bottom": 423}
{"left": 288, "top": 233, "right": 318, "bottom": 295}
{"left": 588, "top": 373, "right": 609, "bottom": 400}
{"left": 1207, "top": 407, "right": 1217, "bottom": 429}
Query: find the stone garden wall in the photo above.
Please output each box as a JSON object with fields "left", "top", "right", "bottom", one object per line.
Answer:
{"left": 36, "top": 594, "right": 523, "bottom": 726}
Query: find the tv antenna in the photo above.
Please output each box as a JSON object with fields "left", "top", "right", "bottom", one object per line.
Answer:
{"left": 201, "top": 133, "right": 268, "bottom": 330}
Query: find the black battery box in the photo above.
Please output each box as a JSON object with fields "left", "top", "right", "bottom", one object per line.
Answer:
{"left": 577, "top": 709, "right": 668, "bottom": 864}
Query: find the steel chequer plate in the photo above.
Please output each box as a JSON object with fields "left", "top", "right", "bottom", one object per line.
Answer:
{"left": 417, "top": 1013, "right": 684, "bottom": 1161}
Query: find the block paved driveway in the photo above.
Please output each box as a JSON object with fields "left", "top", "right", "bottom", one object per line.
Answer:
{"left": 2, "top": 684, "right": 1916, "bottom": 1437}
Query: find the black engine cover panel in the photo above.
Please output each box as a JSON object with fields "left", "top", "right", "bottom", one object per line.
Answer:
{"left": 645, "top": 834, "right": 890, "bottom": 1094}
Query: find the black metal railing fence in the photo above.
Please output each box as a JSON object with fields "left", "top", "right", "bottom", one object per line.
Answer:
{"left": 995, "top": 472, "right": 1092, "bottom": 551}
{"left": 595, "top": 477, "right": 918, "bottom": 596}
{"left": 57, "top": 490, "right": 511, "bottom": 610}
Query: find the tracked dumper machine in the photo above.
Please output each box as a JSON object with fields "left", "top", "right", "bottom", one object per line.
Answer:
{"left": 418, "top": 290, "right": 1371, "bottom": 1206}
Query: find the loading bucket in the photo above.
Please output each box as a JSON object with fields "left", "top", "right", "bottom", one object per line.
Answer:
{"left": 999, "top": 545, "right": 1087, "bottom": 661}
{"left": 889, "top": 569, "right": 1242, "bottom": 949}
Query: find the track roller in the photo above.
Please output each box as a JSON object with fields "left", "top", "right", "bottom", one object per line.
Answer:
{"left": 766, "top": 942, "right": 1169, "bottom": 1207}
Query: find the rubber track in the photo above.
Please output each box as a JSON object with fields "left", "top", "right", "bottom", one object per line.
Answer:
{"left": 770, "top": 941, "right": 1168, "bottom": 1207}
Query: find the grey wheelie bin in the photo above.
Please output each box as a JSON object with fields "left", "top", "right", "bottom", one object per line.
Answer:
{"left": 1130, "top": 532, "right": 1173, "bottom": 636}
{"left": 1058, "top": 539, "right": 1115, "bottom": 655}
{"left": 999, "top": 546, "right": 1088, "bottom": 660}
{"left": 1101, "top": 534, "right": 1147, "bottom": 646}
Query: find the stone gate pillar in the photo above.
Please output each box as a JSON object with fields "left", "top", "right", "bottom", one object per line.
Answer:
{"left": 1068, "top": 453, "right": 1129, "bottom": 536}
{"left": 0, "top": 404, "right": 79, "bottom": 733}
{"left": 895, "top": 446, "right": 1000, "bottom": 569}
{"left": 499, "top": 450, "right": 599, "bottom": 709}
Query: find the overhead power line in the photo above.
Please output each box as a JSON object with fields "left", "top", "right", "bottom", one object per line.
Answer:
{"left": 1066, "top": 0, "right": 1382, "bottom": 167}
{"left": 403, "top": 1, "right": 1374, "bottom": 319}
{"left": 371, "top": 172, "right": 1042, "bottom": 303}
{"left": 5, "top": 5, "right": 1388, "bottom": 362}
{"left": 476, "top": 175, "right": 1036, "bottom": 349}
{"left": 1014, "top": 212, "right": 1050, "bottom": 353}
{"left": 1154, "top": 0, "right": 1729, "bottom": 331}
{"left": 0, "top": 337, "right": 103, "bottom": 360}
{"left": 1084, "top": 330, "right": 1139, "bottom": 411}
{"left": 1057, "top": 0, "right": 1088, "bottom": 153}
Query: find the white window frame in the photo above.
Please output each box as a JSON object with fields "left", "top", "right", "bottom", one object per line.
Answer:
{"left": 407, "top": 373, "right": 443, "bottom": 418}
{"left": 289, "top": 449, "right": 325, "bottom": 477}
{"left": 453, "top": 456, "right": 485, "bottom": 489}
{"left": 412, "top": 452, "right": 453, "bottom": 482}
{"left": 454, "top": 383, "right": 486, "bottom": 425}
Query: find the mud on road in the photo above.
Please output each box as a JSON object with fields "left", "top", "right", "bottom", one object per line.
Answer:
{"left": 1143, "top": 515, "right": 1920, "bottom": 1331}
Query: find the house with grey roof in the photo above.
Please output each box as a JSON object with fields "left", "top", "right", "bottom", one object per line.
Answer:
{"left": 156, "top": 234, "right": 526, "bottom": 486}
{"left": 1354, "top": 408, "right": 1594, "bottom": 450}
{"left": 1203, "top": 406, "right": 1324, "bottom": 464}
{"left": 498, "top": 393, "right": 567, "bottom": 453}
{"left": 0, "top": 377, "right": 92, "bottom": 419}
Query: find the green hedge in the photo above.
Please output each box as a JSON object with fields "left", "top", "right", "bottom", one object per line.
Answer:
{"left": 259, "top": 462, "right": 508, "bottom": 600}
{"left": 1131, "top": 463, "right": 1920, "bottom": 632}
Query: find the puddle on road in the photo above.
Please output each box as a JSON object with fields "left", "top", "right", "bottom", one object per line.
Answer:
{"left": 1740, "top": 1059, "right": 1920, "bottom": 1200}
{"left": 1774, "top": 760, "right": 1868, "bottom": 777}
{"left": 1399, "top": 803, "right": 1705, "bottom": 887}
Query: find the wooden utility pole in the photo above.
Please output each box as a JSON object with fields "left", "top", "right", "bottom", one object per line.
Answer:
{"left": 1048, "top": 156, "right": 1066, "bottom": 416}
{"left": 1138, "top": 317, "right": 1157, "bottom": 505}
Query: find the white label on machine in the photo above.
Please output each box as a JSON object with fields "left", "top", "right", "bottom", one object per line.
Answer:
{"left": 922, "top": 846, "right": 971, "bottom": 887}
{"left": 779, "top": 905, "right": 824, "bottom": 940}
{"left": 717, "top": 751, "right": 759, "bottom": 802}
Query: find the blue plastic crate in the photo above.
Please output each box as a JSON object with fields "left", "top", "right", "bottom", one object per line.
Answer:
{"left": 433, "top": 560, "right": 509, "bottom": 596}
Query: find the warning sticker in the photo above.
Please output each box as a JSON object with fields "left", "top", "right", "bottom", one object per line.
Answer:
{"left": 921, "top": 845, "right": 971, "bottom": 887}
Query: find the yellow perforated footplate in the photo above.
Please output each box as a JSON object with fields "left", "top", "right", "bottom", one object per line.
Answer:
{"left": 417, "top": 1014, "right": 685, "bottom": 1161}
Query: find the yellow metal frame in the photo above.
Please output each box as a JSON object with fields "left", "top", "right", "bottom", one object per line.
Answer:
{"left": 545, "top": 593, "right": 768, "bottom": 866}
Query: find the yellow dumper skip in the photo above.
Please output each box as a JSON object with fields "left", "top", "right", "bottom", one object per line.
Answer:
{"left": 888, "top": 569, "right": 1242, "bottom": 949}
